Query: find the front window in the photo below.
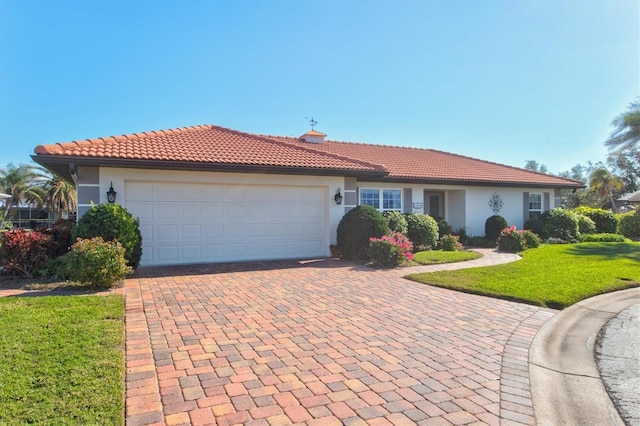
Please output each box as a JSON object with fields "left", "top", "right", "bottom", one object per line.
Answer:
{"left": 360, "top": 188, "right": 401, "bottom": 212}
{"left": 529, "top": 193, "right": 542, "bottom": 219}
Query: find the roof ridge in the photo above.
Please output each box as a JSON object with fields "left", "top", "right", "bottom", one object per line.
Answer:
{"left": 253, "top": 133, "right": 388, "bottom": 173}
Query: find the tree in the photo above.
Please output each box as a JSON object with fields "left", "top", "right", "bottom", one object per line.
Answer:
{"left": 43, "top": 174, "right": 77, "bottom": 220}
{"left": 589, "top": 167, "right": 624, "bottom": 212}
{"left": 607, "top": 146, "right": 640, "bottom": 195}
{"left": 0, "top": 164, "right": 47, "bottom": 221}
{"left": 524, "top": 160, "right": 548, "bottom": 174}
{"left": 605, "top": 98, "right": 640, "bottom": 152}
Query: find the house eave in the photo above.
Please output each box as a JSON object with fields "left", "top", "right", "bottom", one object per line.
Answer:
{"left": 366, "top": 176, "right": 586, "bottom": 189}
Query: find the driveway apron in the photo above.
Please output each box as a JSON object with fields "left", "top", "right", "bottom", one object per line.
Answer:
{"left": 125, "top": 250, "right": 553, "bottom": 426}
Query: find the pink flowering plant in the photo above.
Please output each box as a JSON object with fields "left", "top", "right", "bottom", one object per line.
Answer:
{"left": 497, "top": 226, "right": 541, "bottom": 252}
{"left": 439, "top": 234, "right": 463, "bottom": 251}
{"left": 368, "top": 231, "right": 414, "bottom": 268}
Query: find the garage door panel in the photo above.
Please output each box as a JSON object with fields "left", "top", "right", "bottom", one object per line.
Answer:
{"left": 126, "top": 181, "right": 327, "bottom": 265}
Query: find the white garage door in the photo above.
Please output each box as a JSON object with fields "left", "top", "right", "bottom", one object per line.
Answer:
{"left": 125, "top": 181, "right": 327, "bottom": 266}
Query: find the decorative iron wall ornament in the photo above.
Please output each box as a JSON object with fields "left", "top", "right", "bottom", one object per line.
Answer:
{"left": 488, "top": 192, "right": 503, "bottom": 214}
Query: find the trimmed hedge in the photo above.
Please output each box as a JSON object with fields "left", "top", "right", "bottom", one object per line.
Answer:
{"left": 572, "top": 207, "right": 619, "bottom": 234}
{"left": 337, "top": 206, "right": 389, "bottom": 261}
{"left": 577, "top": 233, "right": 629, "bottom": 243}
{"left": 619, "top": 210, "right": 640, "bottom": 238}
{"left": 485, "top": 215, "right": 508, "bottom": 241}
{"left": 74, "top": 203, "right": 143, "bottom": 269}
{"left": 575, "top": 214, "right": 597, "bottom": 235}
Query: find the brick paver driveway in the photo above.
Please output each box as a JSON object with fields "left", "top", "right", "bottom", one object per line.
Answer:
{"left": 125, "top": 251, "right": 554, "bottom": 426}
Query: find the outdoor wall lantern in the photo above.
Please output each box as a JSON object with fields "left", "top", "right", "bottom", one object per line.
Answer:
{"left": 334, "top": 187, "right": 343, "bottom": 205}
{"left": 106, "top": 182, "right": 117, "bottom": 203}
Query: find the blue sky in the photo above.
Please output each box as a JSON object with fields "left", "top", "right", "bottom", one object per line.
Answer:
{"left": 0, "top": 0, "right": 637, "bottom": 174}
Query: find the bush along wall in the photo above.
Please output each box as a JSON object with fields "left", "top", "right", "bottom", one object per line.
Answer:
{"left": 337, "top": 205, "right": 389, "bottom": 261}
{"left": 572, "top": 207, "right": 619, "bottom": 234}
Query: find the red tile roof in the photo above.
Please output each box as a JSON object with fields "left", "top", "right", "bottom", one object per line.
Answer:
{"left": 33, "top": 124, "right": 584, "bottom": 187}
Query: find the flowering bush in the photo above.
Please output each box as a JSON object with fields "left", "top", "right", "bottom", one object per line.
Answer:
{"left": 0, "top": 229, "right": 52, "bottom": 277}
{"left": 368, "top": 232, "right": 414, "bottom": 267}
{"left": 64, "top": 237, "right": 132, "bottom": 288}
{"left": 440, "top": 234, "right": 462, "bottom": 251}
{"left": 497, "top": 226, "right": 541, "bottom": 252}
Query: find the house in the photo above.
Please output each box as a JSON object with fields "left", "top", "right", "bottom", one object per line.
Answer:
{"left": 32, "top": 124, "right": 584, "bottom": 266}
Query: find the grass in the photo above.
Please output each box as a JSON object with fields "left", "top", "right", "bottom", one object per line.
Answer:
{"left": 406, "top": 242, "right": 640, "bottom": 309}
{"left": 0, "top": 295, "right": 125, "bottom": 425}
{"left": 413, "top": 250, "right": 482, "bottom": 265}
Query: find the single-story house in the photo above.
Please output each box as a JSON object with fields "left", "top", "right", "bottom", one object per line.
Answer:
{"left": 33, "top": 124, "right": 584, "bottom": 266}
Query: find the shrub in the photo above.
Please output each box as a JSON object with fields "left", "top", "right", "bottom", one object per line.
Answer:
{"left": 38, "top": 256, "right": 69, "bottom": 280}
{"left": 522, "top": 230, "right": 541, "bottom": 249}
{"left": 524, "top": 217, "right": 545, "bottom": 238}
{"left": 497, "top": 226, "right": 527, "bottom": 252}
{"left": 577, "top": 233, "right": 629, "bottom": 243}
{"left": 541, "top": 208, "right": 579, "bottom": 242}
{"left": 572, "top": 207, "right": 619, "bottom": 234}
{"left": 618, "top": 210, "right": 640, "bottom": 238}
{"left": 434, "top": 216, "right": 449, "bottom": 238}
{"left": 48, "top": 218, "right": 76, "bottom": 257}
{"left": 64, "top": 237, "right": 132, "bottom": 288}
{"left": 0, "top": 229, "right": 52, "bottom": 278}
{"left": 452, "top": 228, "right": 468, "bottom": 245}
{"left": 404, "top": 213, "right": 439, "bottom": 250}
{"left": 485, "top": 215, "right": 508, "bottom": 242}
{"left": 337, "top": 205, "right": 389, "bottom": 261}
{"left": 368, "top": 232, "right": 414, "bottom": 268}
{"left": 545, "top": 237, "right": 571, "bottom": 244}
{"left": 440, "top": 234, "right": 462, "bottom": 251}
{"left": 383, "top": 211, "right": 408, "bottom": 234}
{"left": 74, "top": 203, "right": 142, "bottom": 269}
{"left": 575, "top": 214, "right": 597, "bottom": 235}
{"left": 466, "top": 236, "right": 495, "bottom": 247}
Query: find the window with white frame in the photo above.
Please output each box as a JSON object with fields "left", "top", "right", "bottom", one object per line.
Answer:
{"left": 529, "top": 193, "right": 542, "bottom": 219}
{"left": 359, "top": 188, "right": 402, "bottom": 212}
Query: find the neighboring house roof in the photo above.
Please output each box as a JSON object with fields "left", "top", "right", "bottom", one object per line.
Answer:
{"left": 33, "top": 123, "right": 584, "bottom": 188}
{"left": 618, "top": 190, "right": 640, "bottom": 203}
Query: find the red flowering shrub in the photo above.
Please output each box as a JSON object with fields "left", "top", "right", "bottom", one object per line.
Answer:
{"left": 368, "top": 232, "right": 414, "bottom": 267}
{"left": 440, "top": 234, "right": 463, "bottom": 251}
{"left": 497, "top": 226, "right": 541, "bottom": 252}
{"left": 0, "top": 229, "right": 52, "bottom": 277}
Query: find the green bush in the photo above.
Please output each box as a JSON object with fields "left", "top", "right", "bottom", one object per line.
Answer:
{"left": 368, "top": 232, "right": 414, "bottom": 268}
{"left": 74, "top": 203, "right": 142, "bottom": 269}
{"left": 618, "top": 210, "right": 640, "bottom": 238}
{"left": 466, "top": 236, "right": 495, "bottom": 247}
{"left": 575, "top": 214, "right": 597, "bottom": 235}
{"left": 577, "top": 233, "right": 629, "bottom": 243}
{"left": 523, "top": 230, "right": 541, "bottom": 249}
{"left": 541, "top": 208, "right": 579, "bottom": 241}
{"left": 434, "top": 216, "right": 449, "bottom": 238}
{"left": 440, "top": 234, "right": 462, "bottom": 251}
{"left": 524, "top": 217, "right": 545, "bottom": 238}
{"left": 337, "top": 206, "right": 389, "bottom": 261}
{"left": 383, "top": 211, "right": 408, "bottom": 234}
{"left": 572, "top": 207, "right": 619, "bottom": 234}
{"left": 545, "top": 237, "right": 571, "bottom": 244}
{"left": 64, "top": 237, "right": 132, "bottom": 288}
{"left": 404, "top": 213, "right": 439, "bottom": 250}
{"left": 485, "top": 215, "right": 508, "bottom": 241}
{"left": 497, "top": 226, "right": 527, "bottom": 252}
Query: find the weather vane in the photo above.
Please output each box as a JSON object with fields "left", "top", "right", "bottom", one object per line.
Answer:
{"left": 309, "top": 118, "right": 317, "bottom": 130}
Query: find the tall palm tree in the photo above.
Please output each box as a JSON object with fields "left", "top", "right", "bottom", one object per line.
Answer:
{"left": 589, "top": 167, "right": 624, "bottom": 212}
{"left": 0, "top": 163, "right": 47, "bottom": 222}
{"left": 605, "top": 98, "right": 640, "bottom": 152}
{"left": 43, "top": 174, "right": 77, "bottom": 220}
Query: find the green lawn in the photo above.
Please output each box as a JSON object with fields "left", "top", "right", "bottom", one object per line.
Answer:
{"left": 406, "top": 242, "right": 640, "bottom": 309}
{"left": 0, "top": 295, "right": 125, "bottom": 425}
{"left": 413, "top": 250, "right": 482, "bottom": 265}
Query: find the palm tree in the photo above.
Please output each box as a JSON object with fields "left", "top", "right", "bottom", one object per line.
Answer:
{"left": 589, "top": 167, "right": 624, "bottom": 212}
{"left": 605, "top": 98, "right": 640, "bottom": 152}
{"left": 0, "top": 163, "right": 47, "bottom": 222}
{"left": 43, "top": 174, "right": 77, "bottom": 221}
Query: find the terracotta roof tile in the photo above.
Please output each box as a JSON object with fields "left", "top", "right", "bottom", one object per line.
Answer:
{"left": 33, "top": 124, "right": 584, "bottom": 187}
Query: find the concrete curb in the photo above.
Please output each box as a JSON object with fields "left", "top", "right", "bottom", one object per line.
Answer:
{"left": 529, "top": 287, "right": 640, "bottom": 426}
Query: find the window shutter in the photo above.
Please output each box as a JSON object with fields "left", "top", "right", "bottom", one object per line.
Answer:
{"left": 523, "top": 192, "right": 529, "bottom": 221}
{"left": 544, "top": 192, "right": 550, "bottom": 211}
{"left": 403, "top": 188, "right": 412, "bottom": 213}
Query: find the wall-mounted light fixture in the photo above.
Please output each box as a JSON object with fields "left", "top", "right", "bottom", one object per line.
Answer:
{"left": 106, "top": 182, "right": 117, "bottom": 203}
{"left": 334, "top": 187, "right": 343, "bottom": 205}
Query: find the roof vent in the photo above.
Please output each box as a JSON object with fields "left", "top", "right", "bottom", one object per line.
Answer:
{"left": 300, "top": 129, "right": 326, "bottom": 144}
